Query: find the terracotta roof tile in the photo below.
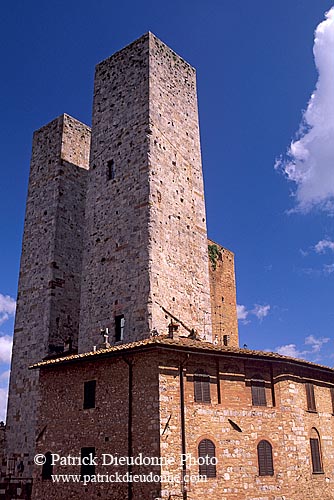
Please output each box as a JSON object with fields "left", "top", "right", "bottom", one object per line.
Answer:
{"left": 29, "top": 334, "right": 334, "bottom": 372}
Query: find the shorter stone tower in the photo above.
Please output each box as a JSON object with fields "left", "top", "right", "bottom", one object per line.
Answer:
{"left": 6, "top": 115, "right": 90, "bottom": 476}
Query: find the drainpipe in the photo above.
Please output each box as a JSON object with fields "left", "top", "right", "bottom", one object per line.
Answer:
{"left": 179, "top": 355, "right": 189, "bottom": 500}
{"left": 123, "top": 357, "right": 133, "bottom": 500}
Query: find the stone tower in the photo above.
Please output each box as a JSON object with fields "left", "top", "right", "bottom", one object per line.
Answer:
{"left": 79, "top": 33, "right": 212, "bottom": 351}
{"left": 6, "top": 115, "right": 90, "bottom": 476}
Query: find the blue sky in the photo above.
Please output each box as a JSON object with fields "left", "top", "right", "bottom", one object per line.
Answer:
{"left": 1, "top": 1, "right": 334, "bottom": 420}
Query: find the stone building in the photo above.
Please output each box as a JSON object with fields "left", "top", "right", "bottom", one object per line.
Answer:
{"left": 4, "top": 33, "right": 334, "bottom": 500}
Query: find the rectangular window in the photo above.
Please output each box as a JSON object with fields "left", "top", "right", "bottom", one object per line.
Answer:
{"left": 80, "top": 447, "right": 96, "bottom": 480}
{"left": 251, "top": 379, "right": 267, "bottom": 406}
{"left": 83, "top": 380, "right": 96, "bottom": 409}
{"left": 115, "top": 315, "right": 125, "bottom": 342}
{"left": 223, "top": 334, "right": 230, "bottom": 346}
{"left": 305, "top": 383, "right": 317, "bottom": 412}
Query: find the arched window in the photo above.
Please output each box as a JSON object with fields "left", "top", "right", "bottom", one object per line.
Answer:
{"left": 251, "top": 375, "right": 267, "bottom": 406}
{"left": 42, "top": 452, "right": 53, "bottom": 480}
{"left": 310, "top": 428, "right": 323, "bottom": 473}
{"left": 194, "top": 371, "right": 211, "bottom": 403}
{"left": 257, "top": 440, "right": 274, "bottom": 476}
{"left": 198, "top": 439, "right": 216, "bottom": 478}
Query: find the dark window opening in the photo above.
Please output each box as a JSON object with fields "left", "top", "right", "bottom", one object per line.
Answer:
{"left": 83, "top": 380, "right": 96, "bottom": 409}
{"left": 80, "top": 447, "right": 96, "bottom": 480}
{"left": 107, "top": 160, "right": 115, "bottom": 181}
{"left": 198, "top": 439, "right": 216, "bottom": 478}
{"left": 194, "top": 371, "right": 211, "bottom": 403}
{"left": 42, "top": 452, "right": 53, "bottom": 480}
{"left": 257, "top": 440, "right": 274, "bottom": 476}
{"left": 305, "top": 383, "right": 317, "bottom": 412}
{"left": 331, "top": 387, "right": 334, "bottom": 415}
{"left": 115, "top": 315, "right": 125, "bottom": 342}
{"left": 310, "top": 429, "right": 323, "bottom": 473}
{"left": 251, "top": 376, "right": 267, "bottom": 406}
{"left": 223, "top": 334, "right": 230, "bottom": 346}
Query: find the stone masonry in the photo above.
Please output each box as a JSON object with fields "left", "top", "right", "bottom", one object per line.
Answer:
{"left": 79, "top": 32, "right": 212, "bottom": 352}
{"left": 6, "top": 115, "right": 90, "bottom": 478}
{"left": 31, "top": 339, "right": 334, "bottom": 500}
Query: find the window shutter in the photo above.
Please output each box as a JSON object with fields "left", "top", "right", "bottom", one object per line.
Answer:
{"left": 305, "top": 383, "right": 316, "bottom": 412}
{"left": 330, "top": 387, "right": 334, "bottom": 414}
{"left": 310, "top": 438, "right": 323, "bottom": 473}
{"left": 258, "top": 440, "right": 274, "bottom": 476}
{"left": 194, "top": 372, "right": 211, "bottom": 403}
{"left": 251, "top": 379, "right": 267, "bottom": 406}
{"left": 198, "top": 439, "right": 216, "bottom": 478}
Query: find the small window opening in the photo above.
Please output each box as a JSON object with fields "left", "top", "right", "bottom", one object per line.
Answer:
{"left": 194, "top": 370, "right": 211, "bottom": 403}
{"left": 305, "top": 383, "right": 317, "bottom": 412}
{"left": 42, "top": 452, "right": 53, "bottom": 480}
{"left": 83, "top": 380, "right": 96, "bottom": 409}
{"left": 107, "top": 160, "right": 115, "bottom": 181}
{"left": 310, "top": 428, "right": 323, "bottom": 473}
{"left": 257, "top": 440, "right": 274, "bottom": 476}
{"left": 223, "top": 334, "right": 230, "bottom": 346}
{"left": 80, "top": 447, "right": 95, "bottom": 480}
{"left": 198, "top": 439, "right": 216, "bottom": 477}
{"left": 115, "top": 315, "right": 125, "bottom": 342}
{"left": 251, "top": 376, "right": 267, "bottom": 406}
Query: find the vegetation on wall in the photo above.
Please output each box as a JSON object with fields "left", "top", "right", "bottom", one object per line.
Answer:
{"left": 208, "top": 244, "right": 220, "bottom": 271}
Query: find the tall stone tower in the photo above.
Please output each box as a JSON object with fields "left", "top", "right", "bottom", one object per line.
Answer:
{"left": 6, "top": 115, "right": 90, "bottom": 476}
{"left": 79, "top": 33, "right": 212, "bottom": 351}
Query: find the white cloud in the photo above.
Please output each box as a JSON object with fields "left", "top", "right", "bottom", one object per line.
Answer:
{"left": 0, "top": 387, "right": 8, "bottom": 423}
{"left": 275, "top": 343, "right": 304, "bottom": 358}
{"left": 237, "top": 303, "right": 271, "bottom": 323}
{"left": 252, "top": 304, "right": 271, "bottom": 321}
{"left": 276, "top": 7, "right": 334, "bottom": 213}
{"left": 324, "top": 263, "right": 334, "bottom": 274}
{"left": 0, "top": 335, "right": 13, "bottom": 363}
{"left": 237, "top": 304, "right": 249, "bottom": 321}
{"left": 304, "top": 334, "right": 330, "bottom": 352}
{"left": 315, "top": 239, "right": 334, "bottom": 253}
{"left": 274, "top": 334, "right": 330, "bottom": 361}
{"left": 0, "top": 370, "right": 10, "bottom": 382}
{"left": 0, "top": 293, "right": 16, "bottom": 325}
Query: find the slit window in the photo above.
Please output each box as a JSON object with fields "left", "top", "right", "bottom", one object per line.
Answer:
{"left": 83, "top": 380, "right": 96, "bottom": 409}
{"left": 257, "top": 440, "right": 274, "bottom": 476}
{"left": 310, "top": 428, "right": 323, "bottom": 473}
{"left": 305, "top": 383, "right": 317, "bottom": 412}
{"left": 194, "top": 371, "right": 211, "bottom": 403}
{"left": 107, "top": 160, "right": 115, "bottom": 181}
{"left": 80, "top": 447, "right": 96, "bottom": 480}
{"left": 42, "top": 452, "right": 53, "bottom": 480}
{"left": 198, "top": 439, "right": 216, "bottom": 478}
{"left": 251, "top": 376, "right": 267, "bottom": 406}
{"left": 115, "top": 315, "right": 125, "bottom": 342}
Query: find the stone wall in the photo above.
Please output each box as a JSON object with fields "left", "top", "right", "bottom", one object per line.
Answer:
{"left": 6, "top": 114, "right": 90, "bottom": 477}
{"left": 79, "top": 33, "right": 212, "bottom": 352}
{"left": 208, "top": 239, "right": 239, "bottom": 347}
{"left": 31, "top": 345, "right": 334, "bottom": 500}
